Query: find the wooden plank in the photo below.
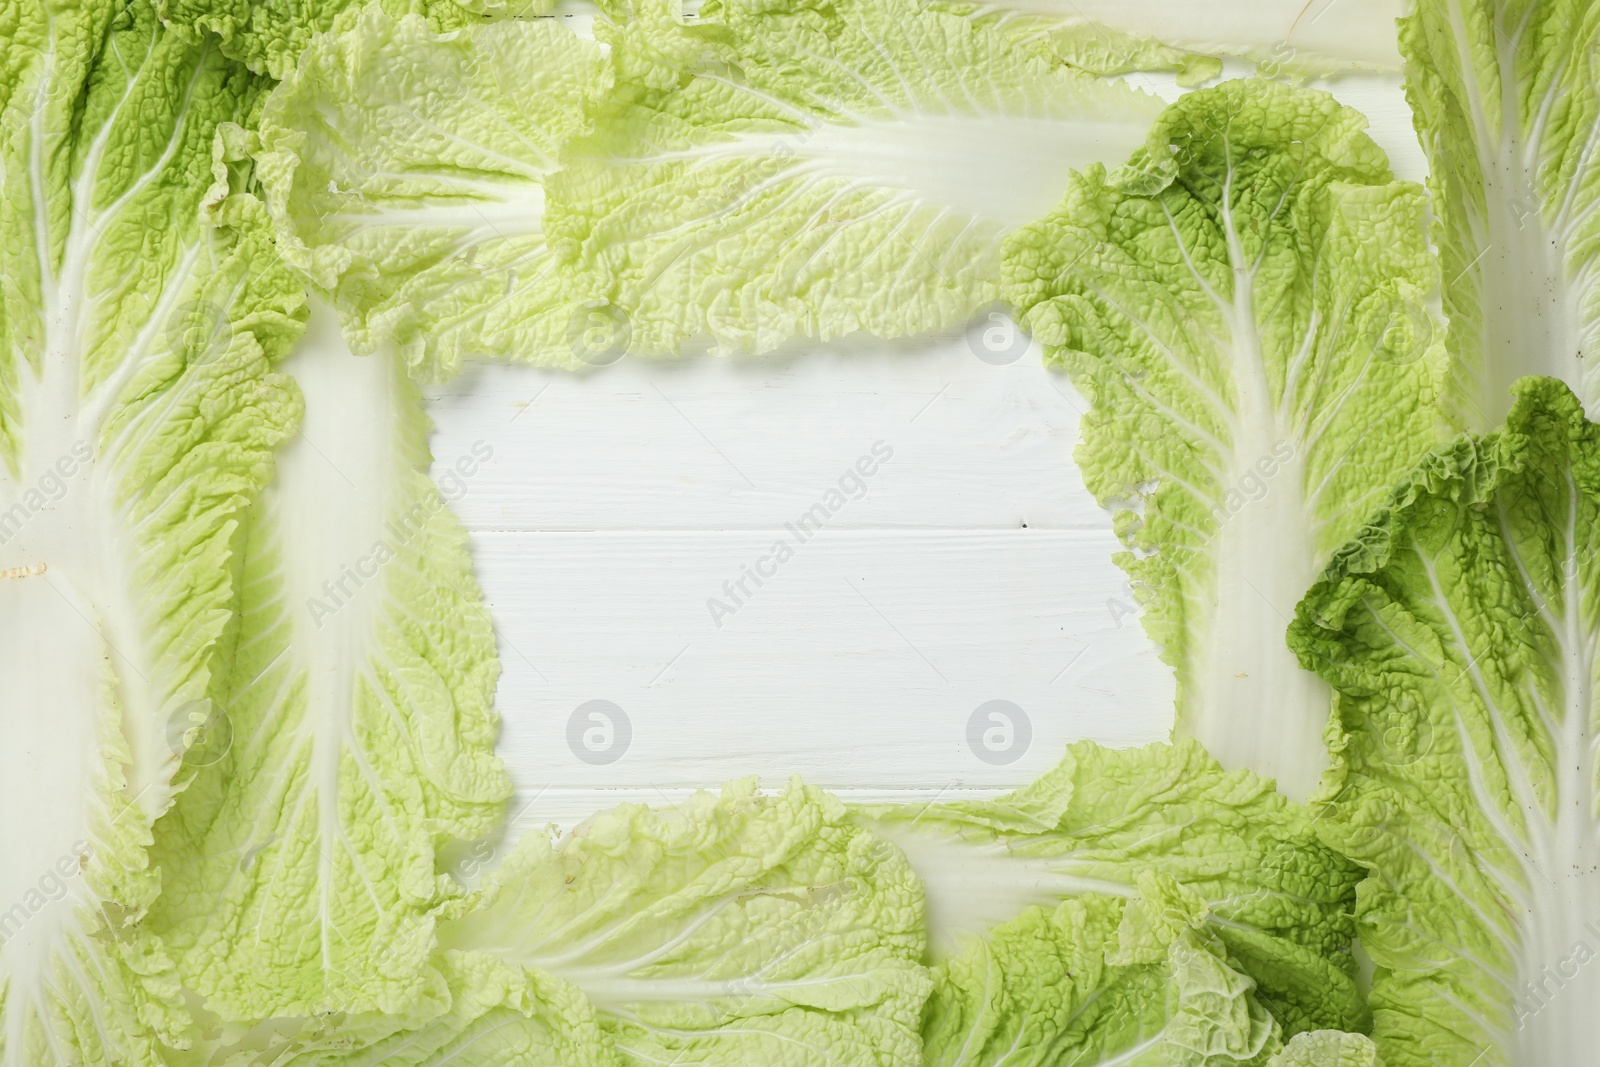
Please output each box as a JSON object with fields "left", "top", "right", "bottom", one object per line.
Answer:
{"left": 474, "top": 528, "right": 1174, "bottom": 812}
{"left": 424, "top": 335, "right": 1105, "bottom": 532}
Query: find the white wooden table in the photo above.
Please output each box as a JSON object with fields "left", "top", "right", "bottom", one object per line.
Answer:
{"left": 421, "top": 62, "right": 1427, "bottom": 840}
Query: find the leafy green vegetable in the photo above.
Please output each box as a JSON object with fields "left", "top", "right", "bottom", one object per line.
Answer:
{"left": 1268, "top": 1031, "right": 1383, "bottom": 1067}
{"left": 255, "top": 7, "right": 611, "bottom": 381}
{"left": 0, "top": 1, "right": 303, "bottom": 1061}
{"left": 162, "top": 780, "right": 926, "bottom": 1065}
{"left": 936, "top": 0, "right": 1402, "bottom": 83}
{"left": 436, "top": 778, "right": 932, "bottom": 1067}
{"left": 153, "top": 0, "right": 532, "bottom": 80}
{"left": 1290, "top": 377, "right": 1600, "bottom": 1067}
{"left": 169, "top": 952, "right": 622, "bottom": 1066}
{"left": 144, "top": 303, "right": 511, "bottom": 1020}
{"left": 857, "top": 740, "right": 1368, "bottom": 1040}
{"left": 1401, "top": 0, "right": 1600, "bottom": 428}
{"left": 921, "top": 882, "right": 1285, "bottom": 1067}
{"left": 1004, "top": 79, "right": 1447, "bottom": 799}
{"left": 545, "top": 0, "right": 1163, "bottom": 356}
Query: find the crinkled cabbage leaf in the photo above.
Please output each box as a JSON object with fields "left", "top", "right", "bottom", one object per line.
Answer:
{"left": 436, "top": 779, "right": 932, "bottom": 1067}
{"left": 1291, "top": 377, "right": 1600, "bottom": 1066}
{"left": 0, "top": 1, "right": 303, "bottom": 1061}
{"left": 145, "top": 303, "right": 511, "bottom": 1020}
{"left": 857, "top": 740, "right": 1368, "bottom": 1041}
{"left": 255, "top": 8, "right": 611, "bottom": 380}
{"left": 1005, "top": 80, "right": 1447, "bottom": 798}
{"left": 1401, "top": 0, "right": 1600, "bottom": 428}
{"left": 545, "top": 0, "right": 1163, "bottom": 356}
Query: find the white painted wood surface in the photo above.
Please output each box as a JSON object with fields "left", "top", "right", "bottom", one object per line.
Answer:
{"left": 420, "top": 66, "right": 1424, "bottom": 837}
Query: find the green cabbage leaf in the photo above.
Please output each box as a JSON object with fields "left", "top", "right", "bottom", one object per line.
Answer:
{"left": 0, "top": 1, "right": 303, "bottom": 1061}
{"left": 921, "top": 882, "right": 1284, "bottom": 1067}
{"left": 1268, "top": 1031, "right": 1383, "bottom": 1067}
{"left": 435, "top": 779, "right": 932, "bottom": 1067}
{"left": 856, "top": 739, "right": 1368, "bottom": 1049}
{"left": 1290, "top": 377, "right": 1600, "bottom": 1067}
{"left": 1401, "top": 0, "right": 1600, "bottom": 428}
{"left": 167, "top": 952, "right": 621, "bottom": 1066}
{"left": 1004, "top": 80, "right": 1447, "bottom": 799}
{"left": 254, "top": 7, "right": 611, "bottom": 381}
{"left": 153, "top": 0, "right": 537, "bottom": 80}
{"left": 937, "top": 0, "right": 1403, "bottom": 84}
{"left": 143, "top": 302, "right": 511, "bottom": 1020}
{"left": 544, "top": 0, "right": 1162, "bottom": 356}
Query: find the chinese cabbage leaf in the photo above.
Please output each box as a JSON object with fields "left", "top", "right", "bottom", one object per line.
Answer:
{"left": 856, "top": 740, "right": 1368, "bottom": 1040}
{"left": 1004, "top": 80, "right": 1448, "bottom": 799}
{"left": 254, "top": 7, "right": 611, "bottom": 381}
{"left": 1269, "top": 1031, "right": 1383, "bottom": 1067}
{"left": 153, "top": 0, "right": 538, "bottom": 80}
{"left": 922, "top": 881, "right": 1289, "bottom": 1067}
{"left": 1290, "top": 376, "right": 1600, "bottom": 1067}
{"left": 144, "top": 304, "right": 511, "bottom": 1020}
{"left": 170, "top": 952, "right": 621, "bottom": 1066}
{"left": 0, "top": 1, "right": 303, "bottom": 1062}
{"left": 436, "top": 778, "right": 932, "bottom": 1067}
{"left": 545, "top": 0, "right": 1163, "bottom": 356}
{"left": 1401, "top": 0, "right": 1600, "bottom": 428}
{"left": 939, "top": 0, "right": 1403, "bottom": 83}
